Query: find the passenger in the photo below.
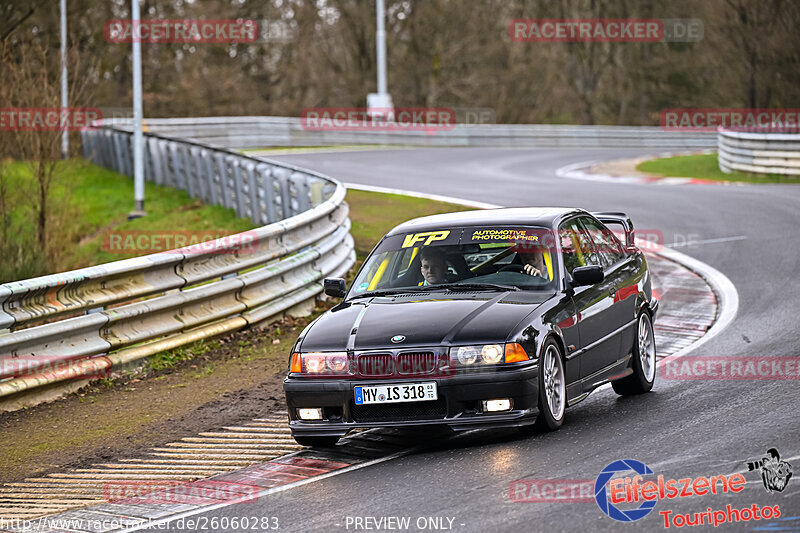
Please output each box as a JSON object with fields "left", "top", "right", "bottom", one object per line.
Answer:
{"left": 419, "top": 247, "right": 451, "bottom": 285}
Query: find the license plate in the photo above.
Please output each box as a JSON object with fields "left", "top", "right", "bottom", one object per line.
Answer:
{"left": 354, "top": 382, "right": 437, "bottom": 405}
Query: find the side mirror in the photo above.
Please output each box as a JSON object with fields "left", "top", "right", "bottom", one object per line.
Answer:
{"left": 571, "top": 265, "right": 604, "bottom": 287}
{"left": 324, "top": 278, "right": 347, "bottom": 298}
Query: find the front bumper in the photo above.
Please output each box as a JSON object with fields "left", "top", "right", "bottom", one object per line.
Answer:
{"left": 284, "top": 364, "right": 539, "bottom": 438}
{"left": 649, "top": 296, "right": 660, "bottom": 318}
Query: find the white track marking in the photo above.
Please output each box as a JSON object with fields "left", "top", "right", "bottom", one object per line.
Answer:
{"left": 344, "top": 182, "right": 502, "bottom": 209}
{"left": 663, "top": 235, "right": 748, "bottom": 248}
{"left": 163, "top": 442, "right": 297, "bottom": 449}
{"left": 118, "top": 458, "right": 256, "bottom": 465}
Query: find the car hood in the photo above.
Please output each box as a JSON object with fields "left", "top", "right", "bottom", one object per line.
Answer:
{"left": 299, "top": 291, "right": 554, "bottom": 351}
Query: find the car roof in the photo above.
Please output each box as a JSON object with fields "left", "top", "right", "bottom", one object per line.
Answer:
{"left": 385, "top": 207, "right": 586, "bottom": 235}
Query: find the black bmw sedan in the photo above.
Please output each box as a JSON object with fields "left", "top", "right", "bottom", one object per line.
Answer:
{"left": 283, "top": 207, "right": 659, "bottom": 447}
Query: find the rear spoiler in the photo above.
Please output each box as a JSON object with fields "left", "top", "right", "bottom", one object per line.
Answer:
{"left": 591, "top": 211, "right": 635, "bottom": 249}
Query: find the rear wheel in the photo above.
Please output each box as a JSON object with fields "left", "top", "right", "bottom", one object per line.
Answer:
{"left": 293, "top": 435, "right": 339, "bottom": 448}
{"left": 533, "top": 339, "right": 566, "bottom": 432}
{"left": 612, "top": 311, "right": 656, "bottom": 396}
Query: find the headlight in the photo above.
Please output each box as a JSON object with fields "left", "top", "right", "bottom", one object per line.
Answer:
{"left": 290, "top": 352, "right": 351, "bottom": 374}
{"left": 456, "top": 346, "right": 480, "bottom": 365}
{"left": 449, "top": 343, "right": 529, "bottom": 366}
{"left": 481, "top": 344, "right": 504, "bottom": 364}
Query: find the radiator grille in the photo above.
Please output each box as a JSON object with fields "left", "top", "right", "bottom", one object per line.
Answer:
{"left": 397, "top": 352, "right": 438, "bottom": 375}
{"left": 358, "top": 354, "right": 395, "bottom": 376}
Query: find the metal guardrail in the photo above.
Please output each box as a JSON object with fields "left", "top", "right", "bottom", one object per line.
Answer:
{"left": 718, "top": 128, "right": 800, "bottom": 176}
{"left": 0, "top": 124, "right": 355, "bottom": 406}
{"left": 111, "top": 116, "right": 717, "bottom": 150}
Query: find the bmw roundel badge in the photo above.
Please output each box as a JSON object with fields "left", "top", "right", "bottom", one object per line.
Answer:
{"left": 391, "top": 335, "right": 406, "bottom": 343}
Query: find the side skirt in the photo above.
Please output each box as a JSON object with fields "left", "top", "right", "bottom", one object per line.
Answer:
{"left": 566, "top": 353, "right": 633, "bottom": 407}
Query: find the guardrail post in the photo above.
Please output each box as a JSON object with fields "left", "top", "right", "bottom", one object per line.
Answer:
{"left": 184, "top": 145, "right": 198, "bottom": 199}
{"left": 121, "top": 134, "right": 134, "bottom": 177}
{"left": 203, "top": 151, "right": 219, "bottom": 205}
{"left": 290, "top": 172, "right": 311, "bottom": 215}
{"left": 272, "top": 167, "right": 290, "bottom": 219}
{"left": 111, "top": 133, "right": 124, "bottom": 175}
{"left": 244, "top": 162, "right": 260, "bottom": 225}
{"left": 169, "top": 142, "right": 186, "bottom": 190}
{"left": 193, "top": 148, "right": 210, "bottom": 203}
{"left": 217, "top": 154, "right": 232, "bottom": 209}
{"left": 142, "top": 137, "right": 154, "bottom": 183}
{"left": 98, "top": 130, "right": 111, "bottom": 168}
{"left": 149, "top": 137, "right": 165, "bottom": 185}
{"left": 232, "top": 159, "right": 247, "bottom": 218}
{"left": 257, "top": 163, "right": 277, "bottom": 224}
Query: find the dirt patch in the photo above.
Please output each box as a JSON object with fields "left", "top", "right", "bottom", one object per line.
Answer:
{"left": 0, "top": 305, "right": 330, "bottom": 484}
{"left": 588, "top": 156, "right": 654, "bottom": 177}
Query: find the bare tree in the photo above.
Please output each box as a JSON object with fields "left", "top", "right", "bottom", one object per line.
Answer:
{"left": 1, "top": 41, "right": 94, "bottom": 275}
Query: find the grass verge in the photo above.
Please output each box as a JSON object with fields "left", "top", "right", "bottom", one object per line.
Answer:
{"left": 636, "top": 153, "right": 800, "bottom": 184}
{"left": 1, "top": 159, "right": 255, "bottom": 281}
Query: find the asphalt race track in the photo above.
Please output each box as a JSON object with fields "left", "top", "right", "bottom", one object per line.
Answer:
{"left": 162, "top": 147, "right": 800, "bottom": 533}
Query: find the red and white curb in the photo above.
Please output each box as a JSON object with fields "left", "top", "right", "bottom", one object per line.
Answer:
{"left": 554, "top": 150, "right": 745, "bottom": 186}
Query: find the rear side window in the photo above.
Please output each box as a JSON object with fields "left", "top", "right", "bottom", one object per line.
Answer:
{"left": 558, "top": 218, "right": 602, "bottom": 275}
{"left": 577, "top": 216, "right": 625, "bottom": 267}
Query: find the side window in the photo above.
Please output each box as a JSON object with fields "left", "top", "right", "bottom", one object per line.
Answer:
{"left": 578, "top": 217, "right": 625, "bottom": 267}
{"left": 558, "top": 219, "right": 601, "bottom": 275}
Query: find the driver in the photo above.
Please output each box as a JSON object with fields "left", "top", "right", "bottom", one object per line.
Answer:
{"left": 420, "top": 247, "right": 451, "bottom": 285}
{"left": 517, "top": 246, "right": 549, "bottom": 279}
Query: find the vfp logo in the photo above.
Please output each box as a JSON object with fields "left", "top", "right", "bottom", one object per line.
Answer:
{"left": 595, "top": 459, "right": 657, "bottom": 522}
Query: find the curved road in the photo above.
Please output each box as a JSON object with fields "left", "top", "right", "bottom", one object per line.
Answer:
{"left": 172, "top": 148, "right": 800, "bottom": 532}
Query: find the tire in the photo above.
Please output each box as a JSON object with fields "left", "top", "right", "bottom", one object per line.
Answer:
{"left": 293, "top": 435, "right": 340, "bottom": 448}
{"left": 612, "top": 311, "right": 657, "bottom": 396}
{"left": 533, "top": 338, "right": 566, "bottom": 431}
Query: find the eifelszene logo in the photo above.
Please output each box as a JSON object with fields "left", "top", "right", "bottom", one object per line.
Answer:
{"left": 594, "top": 459, "right": 658, "bottom": 522}
{"left": 595, "top": 457, "right": 782, "bottom": 528}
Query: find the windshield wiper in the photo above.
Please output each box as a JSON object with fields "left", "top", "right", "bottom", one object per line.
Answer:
{"left": 423, "top": 282, "right": 520, "bottom": 292}
{"left": 348, "top": 288, "right": 427, "bottom": 299}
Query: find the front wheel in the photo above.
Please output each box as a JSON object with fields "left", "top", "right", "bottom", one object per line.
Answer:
{"left": 612, "top": 311, "right": 656, "bottom": 396}
{"left": 533, "top": 339, "right": 566, "bottom": 431}
{"left": 293, "top": 435, "right": 339, "bottom": 448}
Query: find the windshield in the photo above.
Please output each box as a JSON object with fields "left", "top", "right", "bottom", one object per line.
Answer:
{"left": 349, "top": 226, "right": 559, "bottom": 297}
